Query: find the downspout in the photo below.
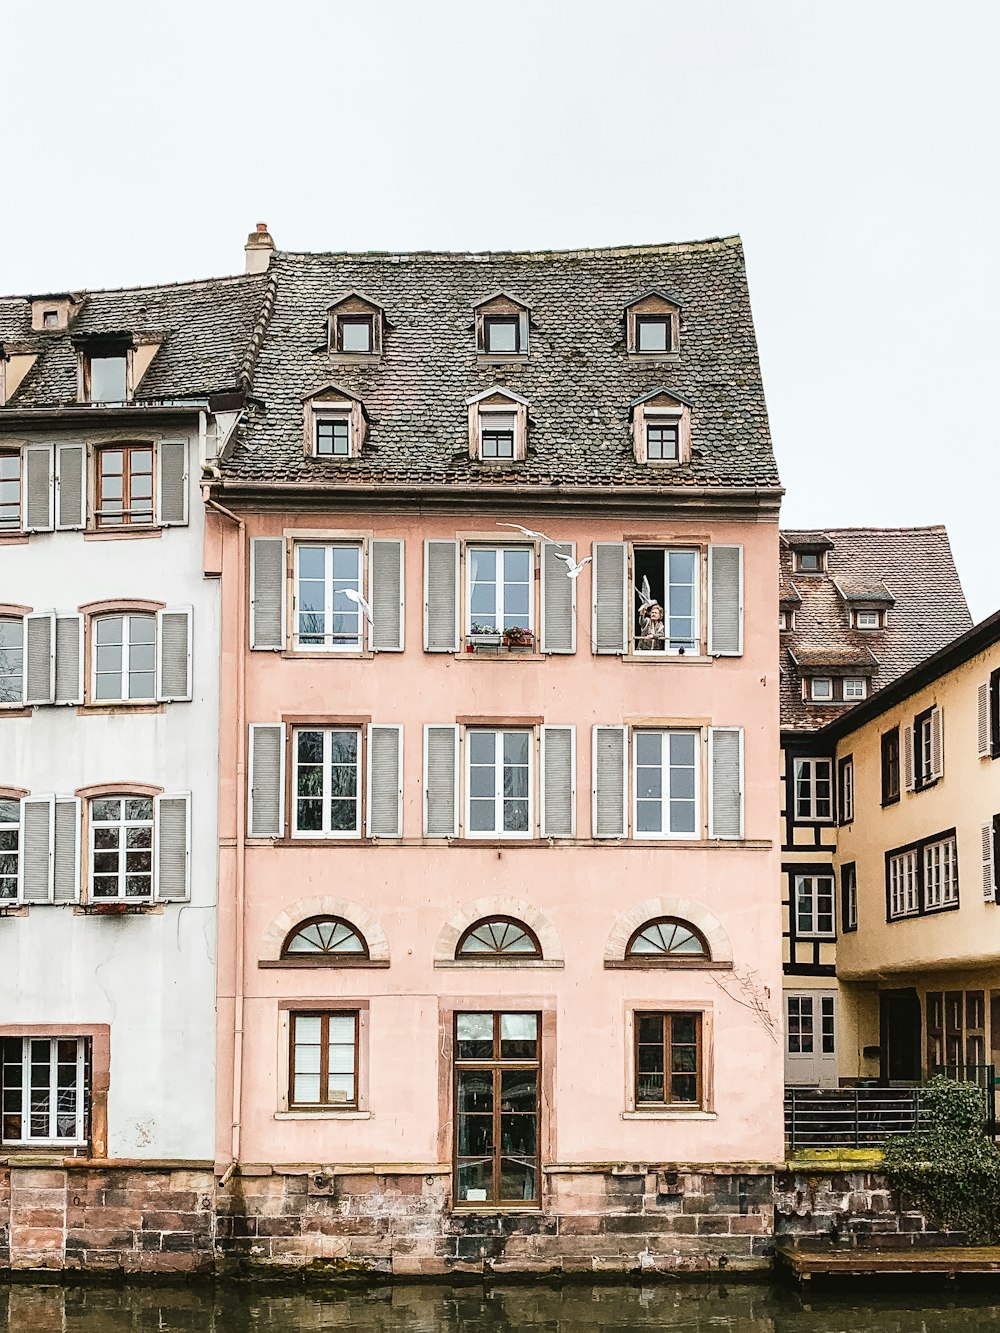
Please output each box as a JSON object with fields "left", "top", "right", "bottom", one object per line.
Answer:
{"left": 206, "top": 496, "right": 247, "bottom": 1172}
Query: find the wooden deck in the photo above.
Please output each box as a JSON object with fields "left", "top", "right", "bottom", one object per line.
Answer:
{"left": 777, "top": 1241, "right": 1000, "bottom": 1281}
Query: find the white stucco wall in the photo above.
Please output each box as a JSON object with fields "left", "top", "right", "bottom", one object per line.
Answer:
{"left": 2, "top": 422, "right": 218, "bottom": 1160}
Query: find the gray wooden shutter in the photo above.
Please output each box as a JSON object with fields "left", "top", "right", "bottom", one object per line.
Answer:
{"left": 424, "top": 724, "right": 458, "bottom": 836}
{"left": 250, "top": 537, "right": 286, "bottom": 650}
{"left": 156, "top": 440, "right": 188, "bottom": 526}
{"left": 592, "top": 725, "right": 627, "bottom": 838}
{"left": 541, "top": 725, "right": 575, "bottom": 837}
{"left": 930, "top": 706, "right": 944, "bottom": 779}
{"left": 53, "top": 797, "right": 80, "bottom": 902}
{"left": 982, "top": 823, "right": 996, "bottom": 902}
{"left": 155, "top": 793, "right": 191, "bottom": 900}
{"left": 424, "top": 540, "right": 459, "bottom": 652}
{"left": 55, "top": 443, "right": 86, "bottom": 530}
{"left": 708, "top": 544, "right": 743, "bottom": 656}
{"left": 541, "top": 542, "right": 576, "bottom": 654}
{"left": 978, "top": 684, "right": 991, "bottom": 759}
{"left": 54, "top": 614, "right": 83, "bottom": 705}
{"left": 248, "top": 724, "right": 285, "bottom": 838}
{"left": 903, "top": 724, "right": 915, "bottom": 792}
{"left": 157, "top": 607, "right": 193, "bottom": 702}
{"left": 24, "top": 444, "right": 54, "bottom": 532}
{"left": 592, "top": 543, "right": 627, "bottom": 655}
{"left": 367, "top": 725, "right": 403, "bottom": 837}
{"left": 370, "top": 540, "right": 405, "bottom": 652}
{"left": 21, "top": 796, "right": 53, "bottom": 903}
{"left": 709, "top": 727, "right": 743, "bottom": 839}
{"left": 24, "top": 612, "right": 55, "bottom": 705}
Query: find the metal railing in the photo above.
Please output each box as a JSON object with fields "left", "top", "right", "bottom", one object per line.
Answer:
{"left": 784, "top": 1086, "right": 923, "bottom": 1152}
{"left": 932, "top": 1063, "right": 997, "bottom": 1130}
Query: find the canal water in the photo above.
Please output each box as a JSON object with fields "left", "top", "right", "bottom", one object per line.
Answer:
{"left": 2, "top": 1281, "right": 1000, "bottom": 1332}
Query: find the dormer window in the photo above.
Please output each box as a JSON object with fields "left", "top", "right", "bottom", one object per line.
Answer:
{"left": 337, "top": 316, "right": 374, "bottom": 354}
{"left": 326, "top": 292, "right": 383, "bottom": 358}
{"left": 30, "top": 293, "right": 82, "bottom": 333}
{"left": 794, "top": 550, "right": 824, "bottom": 574}
{"left": 467, "top": 388, "right": 528, "bottom": 462}
{"left": 474, "top": 292, "right": 530, "bottom": 358}
{"left": 854, "top": 609, "right": 884, "bottom": 630}
{"left": 76, "top": 336, "right": 134, "bottom": 405}
{"left": 302, "top": 384, "right": 368, "bottom": 459}
{"left": 779, "top": 609, "right": 794, "bottom": 632}
{"left": 626, "top": 290, "right": 681, "bottom": 358}
{"left": 42, "top": 310, "right": 59, "bottom": 330}
{"left": 630, "top": 388, "right": 692, "bottom": 466}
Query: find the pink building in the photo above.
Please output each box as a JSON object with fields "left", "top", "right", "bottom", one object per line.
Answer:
{"left": 210, "top": 233, "right": 784, "bottom": 1274}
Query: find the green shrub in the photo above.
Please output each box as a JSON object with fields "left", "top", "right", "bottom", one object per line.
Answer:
{"left": 882, "top": 1076, "right": 1000, "bottom": 1242}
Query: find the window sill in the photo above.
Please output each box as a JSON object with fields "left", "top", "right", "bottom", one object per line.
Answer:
{"left": 75, "top": 902, "right": 163, "bottom": 917}
{"left": 259, "top": 958, "right": 390, "bottom": 969}
{"left": 622, "top": 1110, "right": 716, "bottom": 1121}
{"left": 77, "top": 702, "right": 166, "bottom": 717}
{"left": 325, "top": 353, "right": 382, "bottom": 367}
{"left": 454, "top": 651, "right": 544, "bottom": 663}
{"left": 283, "top": 649, "right": 373, "bottom": 661}
{"left": 84, "top": 527, "right": 162, "bottom": 542}
{"left": 452, "top": 1204, "right": 541, "bottom": 1215}
{"left": 625, "top": 653, "right": 712, "bottom": 665}
{"left": 627, "top": 352, "right": 681, "bottom": 365}
{"left": 434, "top": 959, "right": 564, "bottom": 970}
{"left": 0, "top": 533, "right": 29, "bottom": 545}
{"left": 274, "top": 1110, "right": 370, "bottom": 1121}
{"left": 604, "top": 959, "right": 733, "bottom": 971}
{"left": 476, "top": 353, "right": 529, "bottom": 367}
{"left": 0, "top": 707, "right": 31, "bottom": 719}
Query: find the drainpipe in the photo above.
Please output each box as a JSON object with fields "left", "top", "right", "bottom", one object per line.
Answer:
{"left": 205, "top": 496, "right": 247, "bottom": 1172}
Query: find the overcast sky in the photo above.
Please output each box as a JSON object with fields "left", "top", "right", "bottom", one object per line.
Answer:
{"left": 6, "top": 1, "right": 997, "bottom": 617}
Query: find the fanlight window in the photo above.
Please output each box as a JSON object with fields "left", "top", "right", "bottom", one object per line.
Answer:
{"left": 282, "top": 916, "right": 368, "bottom": 959}
{"left": 456, "top": 916, "right": 541, "bottom": 959}
{"left": 625, "top": 917, "right": 709, "bottom": 962}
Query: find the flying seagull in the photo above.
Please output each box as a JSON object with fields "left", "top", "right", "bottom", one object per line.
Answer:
{"left": 496, "top": 522, "right": 557, "bottom": 544}
{"left": 635, "top": 576, "right": 656, "bottom": 610}
{"left": 553, "top": 552, "right": 592, "bottom": 580}
{"left": 343, "top": 588, "right": 375, "bottom": 628}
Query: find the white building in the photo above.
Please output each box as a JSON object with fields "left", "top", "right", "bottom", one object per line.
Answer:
{"left": 0, "top": 274, "right": 270, "bottom": 1160}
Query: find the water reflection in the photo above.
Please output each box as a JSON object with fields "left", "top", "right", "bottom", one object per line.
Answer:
{"left": 2, "top": 1281, "right": 1000, "bottom": 1332}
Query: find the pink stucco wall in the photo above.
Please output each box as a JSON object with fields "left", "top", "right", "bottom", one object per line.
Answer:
{"left": 214, "top": 508, "right": 784, "bottom": 1171}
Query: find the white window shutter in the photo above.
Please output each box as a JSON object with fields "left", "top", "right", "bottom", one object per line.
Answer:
{"left": 982, "top": 823, "right": 996, "bottom": 902}
{"left": 424, "top": 724, "right": 459, "bottom": 836}
{"left": 54, "top": 615, "right": 83, "bottom": 705}
{"left": 978, "top": 684, "right": 991, "bottom": 759}
{"left": 369, "top": 540, "right": 405, "bottom": 652}
{"left": 155, "top": 793, "right": 191, "bottom": 900}
{"left": 157, "top": 606, "right": 193, "bottom": 702}
{"left": 903, "top": 724, "right": 915, "bottom": 792}
{"left": 541, "top": 725, "right": 575, "bottom": 837}
{"left": 250, "top": 537, "right": 286, "bottom": 650}
{"left": 592, "top": 725, "right": 627, "bottom": 838}
{"left": 53, "top": 797, "right": 81, "bottom": 902}
{"left": 21, "top": 796, "right": 54, "bottom": 903}
{"left": 156, "top": 440, "right": 188, "bottom": 526}
{"left": 55, "top": 443, "right": 86, "bottom": 530}
{"left": 709, "top": 727, "right": 744, "bottom": 839}
{"left": 424, "top": 540, "right": 459, "bottom": 652}
{"left": 248, "top": 724, "right": 285, "bottom": 838}
{"left": 592, "top": 543, "right": 628, "bottom": 655}
{"left": 541, "top": 543, "right": 576, "bottom": 654}
{"left": 708, "top": 545, "right": 743, "bottom": 656}
{"left": 23, "top": 444, "right": 54, "bottom": 533}
{"left": 930, "top": 706, "right": 944, "bottom": 779}
{"left": 367, "top": 724, "right": 403, "bottom": 837}
{"left": 24, "top": 612, "right": 55, "bottom": 705}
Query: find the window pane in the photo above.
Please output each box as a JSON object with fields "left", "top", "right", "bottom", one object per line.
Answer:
{"left": 637, "top": 319, "right": 669, "bottom": 352}
{"left": 456, "top": 1012, "right": 494, "bottom": 1059}
{"left": 90, "top": 356, "right": 127, "bottom": 402}
{"left": 340, "top": 320, "right": 372, "bottom": 353}
{"left": 485, "top": 319, "right": 518, "bottom": 352}
{"left": 500, "top": 1012, "right": 537, "bottom": 1059}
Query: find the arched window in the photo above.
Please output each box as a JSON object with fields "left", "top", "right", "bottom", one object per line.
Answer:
{"left": 281, "top": 916, "right": 369, "bottom": 959}
{"left": 456, "top": 916, "right": 541, "bottom": 960}
{"left": 625, "top": 917, "right": 710, "bottom": 963}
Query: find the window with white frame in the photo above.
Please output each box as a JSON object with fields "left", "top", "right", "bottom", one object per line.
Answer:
{"left": 0, "top": 451, "right": 20, "bottom": 531}
{"left": 293, "top": 728, "right": 361, "bottom": 837}
{"left": 466, "top": 729, "right": 531, "bottom": 837}
{"left": 467, "top": 546, "right": 532, "bottom": 638}
{"left": 779, "top": 610, "right": 793, "bottom": 632}
{"left": 315, "top": 415, "right": 351, "bottom": 457}
{"left": 843, "top": 678, "right": 867, "bottom": 700}
{"left": 794, "top": 874, "right": 835, "bottom": 939}
{"left": 888, "top": 848, "right": 920, "bottom": 919}
{"left": 914, "top": 708, "right": 936, "bottom": 788}
{"left": 93, "top": 613, "right": 156, "bottom": 701}
{"left": 793, "top": 758, "right": 833, "bottom": 822}
{"left": 809, "top": 677, "right": 833, "bottom": 701}
{"left": 479, "top": 411, "right": 516, "bottom": 459}
{"left": 842, "top": 862, "right": 858, "bottom": 932}
{"left": 633, "top": 548, "right": 698, "bottom": 654}
{"left": 924, "top": 835, "right": 958, "bottom": 910}
{"left": 90, "top": 796, "right": 154, "bottom": 899}
{"left": 838, "top": 755, "right": 854, "bottom": 824}
{"left": 295, "top": 543, "right": 363, "bottom": 651}
{"left": 0, "top": 798, "right": 19, "bottom": 899}
{"left": 0, "top": 616, "right": 23, "bottom": 704}
{"left": 854, "top": 610, "right": 883, "bottom": 630}
{"left": 633, "top": 730, "right": 699, "bottom": 838}
{"left": 1, "top": 1037, "right": 90, "bottom": 1145}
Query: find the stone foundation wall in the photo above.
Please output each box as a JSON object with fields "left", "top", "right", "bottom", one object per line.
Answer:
{"left": 774, "top": 1169, "right": 951, "bottom": 1244}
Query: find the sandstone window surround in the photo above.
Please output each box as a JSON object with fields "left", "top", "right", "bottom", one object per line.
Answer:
{"left": 433, "top": 897, "right": 564, "bottom": 970}
{"left": 603, "top": 895, "right": 733, "bottom": 970}
{"left": 466, "top": 387, "right": 529, "bottom": 463}
{"left": 473, "top": 290, "right": 531, "bottom": 359}
{"left": 259, "top": 895, "right": 391, "bottom": 969}
{"left": 326, "top": 291, "right": 384, "bottom": 358}
{"left": 629, "top": 388, "right": 692, "bottom": 467}
{"left": 624, "top": 289, "right": 682, "bottom": 360}
{"left": 302, "top": 384, "right": 369, "bottom": 461}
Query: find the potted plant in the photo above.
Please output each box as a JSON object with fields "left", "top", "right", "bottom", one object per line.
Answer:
{"left": 502, "top": 626, "right": 534, "bottom": 650}
{"left": 89, "top": 901, "right": 134, "bottom": 916}
{"left": 468, "top": 622, "right": 502, "bottom": 651}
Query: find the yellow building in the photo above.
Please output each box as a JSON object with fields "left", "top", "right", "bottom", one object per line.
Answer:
{"left": 817, "top": 610, "right": 1000, "bottom": 1086}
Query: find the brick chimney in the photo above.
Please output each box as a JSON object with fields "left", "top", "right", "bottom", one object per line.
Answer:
{"left": 245, "top": 222, "right": 275, "bottom": 275}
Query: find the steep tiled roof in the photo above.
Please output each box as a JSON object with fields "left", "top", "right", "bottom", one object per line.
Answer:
{"left": 222, "top": 237, "right": 780, "bottom": 490}
{"left": 780, "top": 526, "right": 972, "bottom": 733}
{"left": 0, "top": 272, "right": 274, "bottom": 406}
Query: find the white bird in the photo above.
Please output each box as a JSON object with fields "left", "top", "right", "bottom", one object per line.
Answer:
{"left": 635, "top": 576, "right": 656, "bottom": 610}
{"left": 553, "top": 552, "right": 593, "bottom": 580}
{"left": 496, "top": 522, "right": 557, "bottom": 544}
{"left": 342, "top": 588, "right": 375, "bottom": 628}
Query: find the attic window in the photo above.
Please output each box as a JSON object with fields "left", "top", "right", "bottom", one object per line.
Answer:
{"left": 42, "top": 310, "right": 59, "bottom": 330}
{"left": 475, "top": 294, "right": 530, "bottom": 358}
{"left": 316, "top": 415, "right": 351, "bottom": 457}
{"left": 480, "top": 411, "right": 515, "bottom": 459}
{"left": 636, "top": 316, "right": 672, "bottom": 354}
{"left": 630, "top": 391, "right": 691, "bottom": 466}
{"left": 484, "top": 316, "right": 519, "bottom": 354}
{"left": 467, "top": 390, "right": 528, "bottom": 462}
{"left": 794, "top": 551, "right": 825, "bottom": 574}
{"left": 89, "top": 354, "right": 128, "bottom": 403}
{"left": 626, "top": 292, "right": 681, "bottom": 357}
{"left": 854, "top": 609, "right": 884, "bottom": 630}
{"left": 646, "top": 421, "right": 678, "bottom": 461}
{"left": 326, "top": 295, "right": 383, "bottom": 357}
{"left": 779, "top": 610, "right": 794, "bottom": 632}
{"left": 303, "top": 387, "right": 367, "bottom": 460}
{"left": 337, "top": 316, "right": 373, "bottom": 354}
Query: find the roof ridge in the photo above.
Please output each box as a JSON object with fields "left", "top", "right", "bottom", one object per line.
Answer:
{"left": 239, "top": 270, "right": 279, "bottom": 393}
{"left": 0, "top": 270, "right": 269, "bottom": 304}
{"left": 273, "top": 236, "right": 743, "bottom": 263}
{"left": 781, "top": 524, "right": 949, "bottom": 536}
